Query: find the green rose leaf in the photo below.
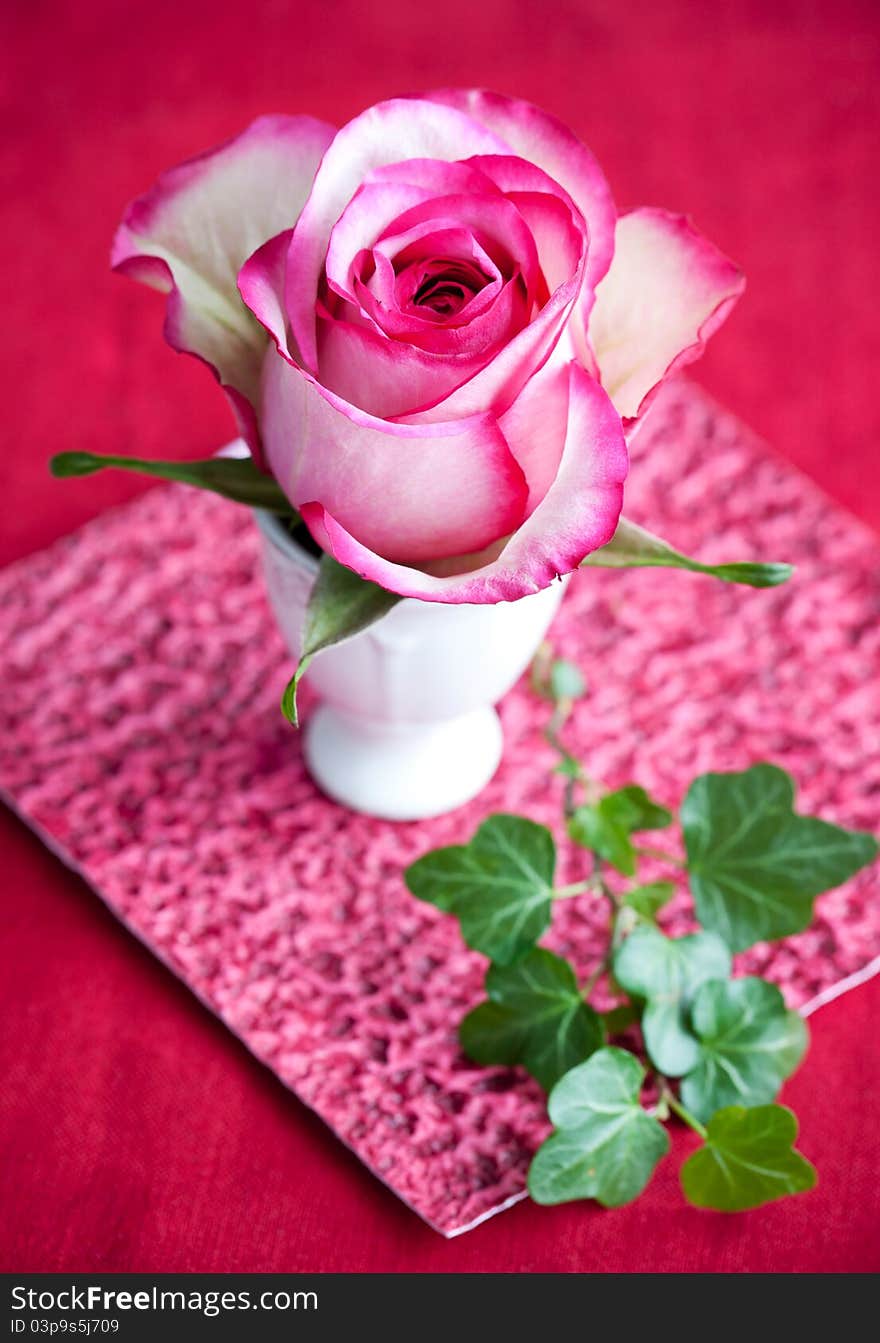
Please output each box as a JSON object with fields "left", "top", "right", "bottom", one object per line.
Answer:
{"left": 681, "top": 763, "right": 878, "bottom": 951}
{"left": 613, "top": 926, "right": 732, "bottom": 1076}
{"left": 460, "top": 948, "right": 605, "bottom": 1092}
{"left": 622, "top": 881, "right": 677, "bottom": 922}
{"left": 50, "top": 450, "right": 294, "bottom": 513}
{"left": 280, "top": 554, "right": 400, "bottom": 727}
{"left": 405, "top": 814, "right": 556, "bottom": 964}
{"left": 528, "top": 1047, "right": 670, "bottom": 1207}
{"left": 581, "top": 517, "right": 794, "bottom": 589}
{"left": 681, "top": 1104, "right": 817, "bottom": 1211}
{"left": 680, "top": 976, "right": 808, "bottom": 1122}
{"left": 568, "top": 784, "right": 673, "bottom": 876}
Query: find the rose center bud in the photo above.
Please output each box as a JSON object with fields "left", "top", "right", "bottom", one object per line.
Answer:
{"left": 397, "top": 257, "right": 490, "bottom": 319}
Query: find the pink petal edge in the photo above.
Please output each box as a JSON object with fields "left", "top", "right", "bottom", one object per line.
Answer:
{"left": 113, "top": 114, "right": 335, "bottom": 459}
{"left": 300, "top": 361, "right": 628, "bottom": 603}
{"left": 586, "top": 206, "right": 745, "bottom": 422}
{"left": 259, "top": 347, "right": 530, "bottom": 564}
{"left": 283, "top": 99, "right": 511, "bottom": 372}
{"left": 424, "top": 89, "right": 616, "bottom": 297}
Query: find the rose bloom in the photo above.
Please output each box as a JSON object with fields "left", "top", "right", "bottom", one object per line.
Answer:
{"left": 115, "top": 92, "right": 742, "bottom": 602}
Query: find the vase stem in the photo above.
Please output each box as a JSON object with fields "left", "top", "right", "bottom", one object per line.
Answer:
{"left": 303, "top": 704, "right": 504, "bottom": 821}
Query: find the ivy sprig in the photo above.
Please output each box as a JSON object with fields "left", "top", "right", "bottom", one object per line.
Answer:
{"left": 404, "top": 654, "right": 877, "bottom": 1215}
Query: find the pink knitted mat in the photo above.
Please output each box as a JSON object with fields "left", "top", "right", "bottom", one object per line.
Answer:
{"left": 1, "top": 379, "right": 878, "bottom": 1235}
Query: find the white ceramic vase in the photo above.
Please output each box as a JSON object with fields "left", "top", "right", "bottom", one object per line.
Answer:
{"left": 254, "top": 509, "right": 569, "bottom": 821}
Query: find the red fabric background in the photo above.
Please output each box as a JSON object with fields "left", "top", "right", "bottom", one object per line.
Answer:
{"left": 1, "top": 0, "right": 878, "bottom": 1271}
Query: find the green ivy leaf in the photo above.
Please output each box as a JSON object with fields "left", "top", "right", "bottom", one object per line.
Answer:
{"left": 581, "top": 517, "right": 794, "bottom": 589}
{"left": 460, "top": 948, "right": 605, "bottom": 1092}
{"left": 681, "top": 763, "right": 878, "bottom": 951}
{"left": 622, "top": 881, "right": 676, "bottom": 921}
{"left": 50, "top": 450, "right": 294, "bottom": 513}
{"left": 569, "top": 803, "right": 635, "bottom": 875}
{"left": 280, "top": 554, "right": 400, "bottom": 727}
{"left": 569, "top": 784, "right": 673, "bottom": 876}
{"left": 528, "top": 1048, "right": 670, "bottom": 1207}
{"left": 553, "top": 757, "right": 582, "bottom": 780}
{"left": 603, "top": 785, "right": 674, "bottom": 834}
{"left": 600, "top": 1002, "right": 640, "bottom": 1036}
{"left": 613, "top": 926, "right": 732, "bottom": 1076}
{"left": 681, "top": 1104, "right": 816, "bottom": 1211}
{"left": 405, "top": 814, "right": 556, "bottom": 964}
{"left": 549, "top": 659, "right": 586, "bottom": 702}
{"left": 680, "top": 977, "right": 808, "bottom": 1122}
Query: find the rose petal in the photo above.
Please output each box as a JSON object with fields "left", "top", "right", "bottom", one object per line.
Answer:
{"left": 236, "top": 228, "right": 293, "bottom": 354}
{"left": 398, "top": 189, "right": 586, "bottom": 423}
{"left": 360, "top": 190, "right": 540, "bottom": 312}
{"left": 356, "top": 237, "right": 505, "bottom": 338}
{"left": 371, "top": 192, "right": 541, "bottom": 303}
{"left": 327, "top": 189, "right": 537, "bottom": 342}
{"left": 317, "top": 185, "right": 551, "bottom": 413}
{"left": 465, "top": 154, "right": 584, "bottom": 287}
{"left": 113, "top": 115, "right": 335, "bottom": 410}
{"left": 498, "top": 356, "right": 569, "bottom": 517}
{"left": 324, "top": 157, "right": 511, "bottom": 308}
{"left": 260, "top": 346, "right": 529, "bottom": 563}
{"left": 369, "top": 155, "right": 507, "bottom": 196}
{"left": 318, "top": 263, "right": 535, "bottom": 415}
{"left": 425, "top": 90, "right": 616, "bottom": 296}
{"left": 315, "top": 312, "right": 503, "bottom": 418}
{"left": 284, "top": 99, "right": 510, "bottom": 370}
{"left": 586, "top": 207, "right": 745, "bottom": 420}
{"left": 301, "top": 360, "right": 627, "bottom": 602}
{"left": 324, "top": 181, "right": 430, "bottom": 305}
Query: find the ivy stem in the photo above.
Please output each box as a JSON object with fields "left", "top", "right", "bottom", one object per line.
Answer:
{"left": 581, "top": 864, "right": 623, "bottom": 995}
{"left": 660, "top": 1084, "right": 708, "bottom": 1139}
{"left": 634, "top": 846, "right": 686, "bottom": 868}
{"left": 554, "top": 878, "right": 600, "bottom": 898}
{"left": 582, "top": 949, "right": 613, "bottom": 997}
{"left": 543, "top": 706, "right": 589, "bottom": 817}
{"left": 535, "top": 656, "right": 601, "bottom": 813}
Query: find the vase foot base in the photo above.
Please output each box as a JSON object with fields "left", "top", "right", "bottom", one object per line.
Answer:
{"left": 303, "top": 704, "right": 504, "bottom": 821}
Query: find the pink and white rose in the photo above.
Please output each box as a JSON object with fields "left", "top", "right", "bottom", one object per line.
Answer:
{"left": 114, "top": 91, "right": 743, "bottom": 603}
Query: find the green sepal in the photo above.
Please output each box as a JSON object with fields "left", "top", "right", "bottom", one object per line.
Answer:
{"left": 280, "top": 555, "right": 400, "bottom": 727}
{"left": 50, "top": 450, "right": 294, "bottom": 513}
{"left": 582, "top": 517, "right": 793, "bottom": 588}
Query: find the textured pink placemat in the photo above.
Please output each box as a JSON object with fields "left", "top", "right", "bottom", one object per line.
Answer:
{"left": 2, "top": 379, "right": 878, "bottom": 1235}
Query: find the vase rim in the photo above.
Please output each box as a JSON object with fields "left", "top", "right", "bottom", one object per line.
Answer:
{"left": 252, "top": 507, "right": 320, "bottom": 577}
